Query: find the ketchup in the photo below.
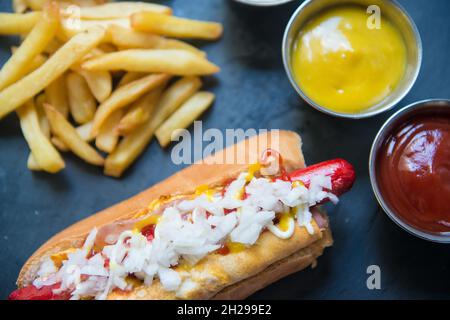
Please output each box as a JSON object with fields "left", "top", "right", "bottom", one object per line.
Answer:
{"left": 376, "top": 111, "right": 450, "bottom": 233}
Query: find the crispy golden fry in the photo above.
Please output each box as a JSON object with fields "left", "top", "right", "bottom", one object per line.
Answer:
{"left": 25, "top": 0, "right": 45, "bottom": 10}
{"left": 118, "top": 85, "right": 164, "bottom": 135}
{"left": 45, "top": 74, "right": 70, "bottom": 119}
{"left": 60, "top": 17, "right": 129, "bottom": 39}
{"left": 73, "top": 66, "right": 112, "bottom": 103}
{"left": 51, "top": 121, "right": 94, "bottom": 152}
{"left": 0, "top": 12, "right": 41, "bottom": 35}
{"left": 104, "top": 114, "right": 155, "bottom": 178}
{"left": 97, "top": 43, "right": 117, "bottom": 53}
{"left": 150, "top": 76, "right": 202, "bottom": 129}
{"left": 91, "top": 73, "right": 170, "bottom": 136}
{"left": 27, "top": 93, "right": 52, "bottom": 170}
{"left": 11, "top": 47, "right": 47, "bottom": 79}
{"left": 82, "top": 49, "right": 220, "bottom": 75}
{"left": 17, "top": 99, "right": 65, "bottom": 173}
{"left": 95, "top": 109, "right": 123, "bottom": 153}
{"left": 78, "top": 47, "right": 105, "bottom": 62}
{"left": 0, "top": 26, "right": 106, "bottom": 120}
{"left": 44, "top": 38, "right": 63, "bottom": 54}
{"left": 23, "top": 53, "right": 47, "bottom": 75}
{"left": 27, "top": 155, "right": 41, "bottom": 171}
{"left": 60, "top": 2, "right": 172, "bottom": 20}
{"left": 106, "top": 25, "right": 206, "bottom": 57}
{"left": 117, "top": 72, "right": 145, "bottom": 88}
{"left": 155, "top": 92, "right": 215, "bottom": 147}
{"left": 66, "top": 72, "right": 97, "bottom": 124}
{"left": 51, "top": 136, "right": 69, "bottom": 152}
{"left": 44, "top": 104, "right": 104, "bottom": 166}
{"left": 70, "top": 0, "right": 109, "bottom": 6}
{"left": 34, "top": 93, "right": 50, "bottom": 137}
{"left": 104, "top": 77, "right": 201, "bottom": 177}
{"left": 13, "top": 0, "right": 28, "bottom": 13}
{"left": 27, "top": 0, "right": 104, "bottom": 10}
{"left": 0, "top": 5, "right": 58, "bottom": 91}
{"left": 131, "top": 12, "right": 223, "bottom": 40}
{"left": 76, "top": 121, "right": 94, "bottom": 142}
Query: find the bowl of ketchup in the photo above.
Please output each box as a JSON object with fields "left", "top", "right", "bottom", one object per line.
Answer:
{"left": 370, "top": 99, "right": 450, "bottom": 243}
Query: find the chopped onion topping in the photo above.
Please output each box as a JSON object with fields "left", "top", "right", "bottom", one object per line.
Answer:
{"left": 33, "top": 171, "right": 337, "bottom": 299}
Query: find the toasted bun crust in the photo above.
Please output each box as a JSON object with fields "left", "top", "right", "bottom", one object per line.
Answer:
{"left": 17, "top": 130, "right": 332, "bottom": 299}
{"left": 212, "top": 228, "right": 333, "bottom": 300}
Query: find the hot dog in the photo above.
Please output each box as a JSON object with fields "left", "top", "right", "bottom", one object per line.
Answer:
{"left": 10, "top": 131, "right": 355, "bottom": 300}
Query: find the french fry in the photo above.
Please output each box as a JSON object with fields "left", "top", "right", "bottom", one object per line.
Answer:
{"left": 27, "top": 155, "right": 41, "bottom": 171}
{"left": 0, "top": 12, "right": 41, "bottom": 35}
{"left": 91, "top": 73, "right": 170, "bottom": 136}
{"left": 26, "top": 93, "right": 52, "bottom": 171}
{"left": 17, "top": 99, "right": 65, "bottom": 173}
{"left": 13, "top": 0, "right": 28, "bottom": 14}
{"left": 131, "top": 12, "right": 223, "bottom": 40}
{"left": 26, "top": 0, "right": 45, "bottom": 10}
{"left": 66, "top": 71, "right": 97, "bottom": 124}
{"left": 60, "top": 17, "right": 129, "bottom": 39}
{"left": 34, "top": 93, "right": 50, "bottom": 137}
{"left": 117, "top": 72, "right": 144, "bottom": 88}
{"left": 0, "top": 26, "right": 106, "bottom": 120}
{"left": 76, "top": 121, "right": 94, "bottom": 142}
{"left": 106, "top": 25, "right": 206, "bottom": 57}
{"left": 104, "top": 115, "right": 155, "bottom": 178}
{"left": 82, "top": 49, "right": 220, "bottom": 75}
{"left": 44, "top": 104, "right": 104, "bottom": 166}
{"left": 51, "top": 136, "right": 69, "bottom": 152}
{"left": 45, "top": 74, "right": 70, "bottom": 119}
{"left": 155, "top": 92, "right": 215, "bottom": 148}
{"left": 11, "top": 47, "right": 47, "bottom": 79}
{"left": 118, "top": 86, "right": 164, "bottom": 135}
{"left": 97, "top": 43, "right": 117, "bottom": 53}
{"left": 44, "top": 38, "right": 63, "bottom": 54}
{"left": 23, "top": 54, "right": 47, "bottom": 75}
{"left": 104, "top": 77, "right": 201, "bottom": 177}
{"left": 73, "top": 66, "right": 112, "bottom": 103}
{"left": 150, "top": 76, "right": 202, "bottom": 129}
{"left": 60, "top": 2, "right": 172, "bottom": 20}
{"left": 95, "top": 109, "right": 123, "bottom": 153}
{"left": 0, "top": 5, "right": 58, "bottom": 91}
{"left": 69, "top": 0, "right": 109, "bottom": 7}
{"left": 51, "top": 121, "right": 94, "bottom": 152}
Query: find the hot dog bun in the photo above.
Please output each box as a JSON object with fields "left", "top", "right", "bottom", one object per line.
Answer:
{"left": 17, "top": 130, "right": 333, "bottom": 299}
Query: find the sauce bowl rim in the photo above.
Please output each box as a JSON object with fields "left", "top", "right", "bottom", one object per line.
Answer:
{"left": 282, "top": 0, "right": 423, "bottom": 119}
{"left": 369, "top": 98, "right": 450, "bottom": 243}
{"left": 232, "top": 0, "right": 295, "bottom": 7}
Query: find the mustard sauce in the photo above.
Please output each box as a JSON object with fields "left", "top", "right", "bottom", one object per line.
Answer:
{"left": 291, "top": 5, "right": 407, "bottom": 113}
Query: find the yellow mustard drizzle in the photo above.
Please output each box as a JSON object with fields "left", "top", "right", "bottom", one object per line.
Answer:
{"left": 195, "top": 184, "right": 215, "bottom": 201}
{"left": 50, "top": 249, "right": 76, "bottom": 268}
{"left": 246, "top": 162, "right": 261, "bottom": 182}
{"left": 177, "top": 260, "right": 195, "bottom": 272}
{"left": 133, "top": 214, "right": 161, "bottom": 233}
{"left": 226, "top": 242, "right": 246, "bottom": 253}
{"left": 292, "top": 180, "right": 304, "bottom": 188}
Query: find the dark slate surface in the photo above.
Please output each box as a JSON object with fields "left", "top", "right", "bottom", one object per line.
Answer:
{"left": 1, "top": 0, "right": 449, "bottom": 300}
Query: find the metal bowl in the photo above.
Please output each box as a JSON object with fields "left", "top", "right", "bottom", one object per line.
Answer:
{"left": 233, "top": 0, "right": 295, "bottom": 7}
{"left": 369, "top": 99, "right": 450, "bottom": 243}
{"left": 282, "top": 0, "right": 423, "bottom": 119}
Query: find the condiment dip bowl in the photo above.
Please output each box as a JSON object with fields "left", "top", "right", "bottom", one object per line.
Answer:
{"left": 282, "top": 0, "right": 422, "bottom": 119}
{"left": 369, "top": 99, "right": 450, "bottom": 243}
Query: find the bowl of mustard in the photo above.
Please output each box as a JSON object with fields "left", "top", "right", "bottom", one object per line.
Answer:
{"left": 282, "top": 0, "right": 422, "bottom": 118}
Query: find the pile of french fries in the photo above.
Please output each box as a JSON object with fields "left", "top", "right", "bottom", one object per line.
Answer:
{"left": 0, "top": 0, "right": 222, "bottom": 177}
